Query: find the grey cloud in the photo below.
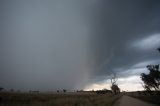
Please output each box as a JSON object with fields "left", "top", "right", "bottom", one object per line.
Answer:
{"left": 89, "top": 0, "right": 160, "bottom": 77}
{"left": 1, "top": 0, "right": 160, "bottom": 91}
{"left": 0, "top": 0, "right": 92, "bottom": 91}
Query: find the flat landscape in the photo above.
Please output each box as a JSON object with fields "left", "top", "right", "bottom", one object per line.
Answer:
{"left": 113, "top": 95, "right": 157, "bottom": 106}
{"left": 0, "top": 92, "right": 122, "bottom": 106}
{"left": 1, "top": 92, "right": 160, "bottom": 106}
{"left": 1, "top": 0, "right": 160, "bottom": 106}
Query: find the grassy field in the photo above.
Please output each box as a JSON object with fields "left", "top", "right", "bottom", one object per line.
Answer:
{"left": 127, "top": 91, "right": 160, "bottom": 105}
{"left": 0, "top": 92, "right": 122, "bottom": 106}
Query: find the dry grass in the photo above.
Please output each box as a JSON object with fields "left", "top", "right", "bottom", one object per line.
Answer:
{"left": 0, "top": 92, "right": 122, "bottom": 106}
{"left": 127, "top": 91, "right": 160, "bottom": 105}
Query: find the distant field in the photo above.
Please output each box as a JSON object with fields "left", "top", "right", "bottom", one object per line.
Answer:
{"left": 0, "top": 92, "right": 122, "bottom": 106}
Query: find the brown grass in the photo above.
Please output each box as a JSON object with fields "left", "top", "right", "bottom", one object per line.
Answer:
{"left": 127, "top": 91, "right": 160, "bottom": 105}
{"left": 0, "top": 92, "right": 122, "bottom": 106}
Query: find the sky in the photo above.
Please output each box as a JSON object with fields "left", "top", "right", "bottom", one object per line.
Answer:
{"left": 1, "top": 0, "right": 160, "bottom": 91}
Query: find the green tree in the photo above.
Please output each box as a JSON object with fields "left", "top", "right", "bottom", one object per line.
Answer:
{"left": 140, "top": 48, "right": 160, "bottom": 91}
{"left": 141, "top": 65, "right": 160, "bottom": 91}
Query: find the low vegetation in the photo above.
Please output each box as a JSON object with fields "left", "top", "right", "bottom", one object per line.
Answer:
{"left": 127, "top": 91, "right": 160, "bottom": 105}
{"left": 0, "top": 92, "right": 122, "bottom": 106}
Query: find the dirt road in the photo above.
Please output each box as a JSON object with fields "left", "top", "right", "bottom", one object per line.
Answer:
{"left": 113, "top": 96, "right": 157, "bottom": 106}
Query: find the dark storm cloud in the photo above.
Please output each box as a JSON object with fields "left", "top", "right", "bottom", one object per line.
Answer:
{"left": 89, "top": 0, "right": 160, "bottom": 78}
{"left": 1, "top": 0, "right": 160, "bottom": 91}
{"left": 0, "top": 0, "right": 93, "bottom": 91}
